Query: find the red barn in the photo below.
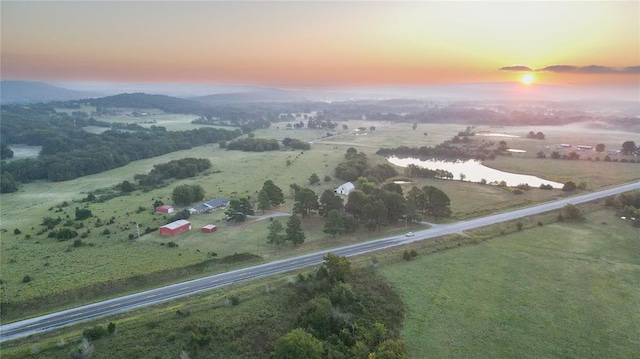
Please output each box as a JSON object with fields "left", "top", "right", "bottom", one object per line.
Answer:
{"left": 201, "top": 224, "right": 217, "bottom": 233}
{"left": 155, "top": 205, "right": 175, "bottom": 214}
{"left": 159, "top": 220, "right": 191, "bottom": 236}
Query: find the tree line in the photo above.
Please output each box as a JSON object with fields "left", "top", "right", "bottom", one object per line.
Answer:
{"left": 376, "top": 143, "right": 489, "bottom": 161}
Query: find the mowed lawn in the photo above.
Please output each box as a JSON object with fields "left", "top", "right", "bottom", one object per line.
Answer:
{"left": 381, "top": 210, "right": 640, "bottom": 359}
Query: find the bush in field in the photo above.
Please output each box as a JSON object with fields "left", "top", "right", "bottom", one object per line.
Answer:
{"left": 22, "top": 275, "right": 32, "bottom": 283}
{"left": 82, "top": 325, "right": 107, "bottom": 340}
{"left": 403, "top": 250, "right": 412, "bottom": 261}
{"left": 119, "top": 180, "right": 135, "bottom": 193}
{"left": 48, "top": 228, "right": 78, "bottom": 240}
{"left": 107, "top": 322, "right": 116, "bottom": 335}
{"left": 563, "top": 204, "right": 583, "bottom": 221}
{"left": 42, "top": 216, "right": 62, "bottom": 229}
{"left": 75, "top": 207, "right": 93, "bottom": 221}
{"left": 562, "top": 181, "right": 577, "bottom": 192}
{"left": 228, "top": 296, "right": 240, "bottom": 306}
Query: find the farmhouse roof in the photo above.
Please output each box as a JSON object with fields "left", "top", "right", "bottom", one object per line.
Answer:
{"left": 189, "top": 198, "right": 229, "bottom": 213}
{"left": 204, "top": 198, "right": 229, "bottom": 208}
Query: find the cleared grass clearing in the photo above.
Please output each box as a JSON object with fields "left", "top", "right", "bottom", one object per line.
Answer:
{"left": 381, "top": 209, "right": 640, "bottom": 358}
{"left": 486, "top": 156, "right": 640, "bottom": 189}
{"left": 93, "top": 113, "right": 205, "bottom": 132}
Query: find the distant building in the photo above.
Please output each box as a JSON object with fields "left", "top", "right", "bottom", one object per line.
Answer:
{"left": 577, "top": 145, "right": 593, "bottom": 150}
{"left": 201, "top": 224, "right": 218, "bottom": 233}
{"left": 560, "top": 144, "right": 571, "bottom": 148}
{"left": 159, "top": 220, "right": 191, "bottom": 236}
{"left": 334, "top": 182, "right": 355, "bottom": 196}
{"left": 155, "top": 205, "right": 174, "bottom": 214}
{"left": 189, "top": 198, "right": 230, "bottom": 214}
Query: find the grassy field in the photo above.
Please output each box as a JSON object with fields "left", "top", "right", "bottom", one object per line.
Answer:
{"left": 2, "top": 206, "right": 638, "bottom": 358}
{"left": 1, "top": 120, "right": 638, "bottom": 321}
{"left": 381, "top": 209, "right": 640, "bottom": 359}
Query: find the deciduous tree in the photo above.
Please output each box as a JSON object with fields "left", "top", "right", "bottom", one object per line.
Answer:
{"left": 225, "top": 198, "right": 254, "bottom": 222}
{"left": 308, "top": 173, "right": 320, "bottom": 185}
{"left": 272, "top": 328, "right": 323, "bottom": 359}
{"left": 293, "top": 188, "right": 319, "bottom": 218}
{"left": 423, "top": 186, "right": 451, "bottom": 220}
{"left": 622, "top": 141, "right": 636, "bottom": 155}
{"left": 319, "top": 189, "right": 344, "bottom": 217}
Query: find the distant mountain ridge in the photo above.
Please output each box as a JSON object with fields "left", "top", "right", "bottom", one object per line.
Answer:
{"left": 0, "top": 81, "right": 100, "bottom": 104}
{"left": 190, "top": 87, "right": 303, "bottom": 104}
{"left": 87, "top": 93, "right": 209, "bottom": 113}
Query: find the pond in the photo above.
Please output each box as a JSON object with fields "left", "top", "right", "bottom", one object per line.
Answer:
{"left": 387, "top": 156, "right": 564, "bottom": 188}
{"left": 475, "top": 133, "right": 520, "bottom": 138}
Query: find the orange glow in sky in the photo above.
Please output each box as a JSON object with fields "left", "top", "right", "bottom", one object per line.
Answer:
{"left": 1, "top": 1, "right": 638, "bottom": 87}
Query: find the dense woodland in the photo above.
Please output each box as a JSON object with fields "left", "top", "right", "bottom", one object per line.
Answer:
{"left": 0, "top": 104, "right": 241, "bottom": 188}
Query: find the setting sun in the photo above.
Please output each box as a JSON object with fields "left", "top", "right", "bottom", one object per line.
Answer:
{"left": 521, "top": 73, "right": 535, "bottom": 85}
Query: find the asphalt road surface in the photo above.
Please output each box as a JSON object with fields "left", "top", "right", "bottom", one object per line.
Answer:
{"left": 2, "top": 181, "right": 639, "bottom": 342}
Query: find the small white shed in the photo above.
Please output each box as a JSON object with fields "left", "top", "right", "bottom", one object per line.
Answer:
{"left": 334, "top": 182, "right": 355, "bottom": 196}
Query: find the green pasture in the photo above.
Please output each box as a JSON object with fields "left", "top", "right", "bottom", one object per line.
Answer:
{"left": 381, "top": 209, "right": 640, "bottom": 359}
{"left": 53, "top": 104, "right": 96, "bottom": 115}
{"left": 2, "top": 120, "right": 638, "bottom": 321}
{"left": 97, "top": 113, "right": 206, "bottom": 132}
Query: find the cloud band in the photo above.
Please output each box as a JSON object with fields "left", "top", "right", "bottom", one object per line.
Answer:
{"left": 500, "top": 64, "right": 640, "bottom": 75}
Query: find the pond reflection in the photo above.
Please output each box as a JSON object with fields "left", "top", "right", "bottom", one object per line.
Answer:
{"left": 388, "top": 156, "right": 563, "bottom": 188}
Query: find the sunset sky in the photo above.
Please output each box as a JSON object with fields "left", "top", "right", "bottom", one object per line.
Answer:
{"left": 1, "top": 1, "right": 639, "bottom": 87}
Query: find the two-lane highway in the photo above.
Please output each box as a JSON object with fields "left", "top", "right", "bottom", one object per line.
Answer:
{"left": 2, "top": 181, "right": 639, "bottom": 342}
